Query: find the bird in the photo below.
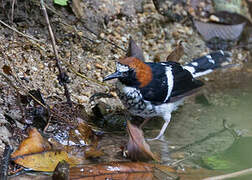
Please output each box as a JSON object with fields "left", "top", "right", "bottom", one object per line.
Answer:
{"left": 103, "top": 38, "right": 232, "bottom": 140}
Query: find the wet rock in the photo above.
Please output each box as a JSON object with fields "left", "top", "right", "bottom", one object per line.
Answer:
{"left": 92, "top": 102, "right": 130, "bottom": 131}
{"left": 52, "top": 160, "right": 70, "bottom": 180}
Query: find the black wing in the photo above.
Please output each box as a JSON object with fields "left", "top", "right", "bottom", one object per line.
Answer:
{"left": 139, "top": 62, "right": 203, "bottom": 104}
{"left": 168, "top": 62, "right": 203, "bottom": 102}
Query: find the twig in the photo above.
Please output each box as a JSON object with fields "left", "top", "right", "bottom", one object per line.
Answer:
{"left": 0, "top": 144, "right": 13, "bottom": 180}
{"left": 0, "top": 19, "right": 42, "bottom": 42}
{"left": 11, "top": 0, "right": 16, "bottom": 23}
{"left": 203, "top": 168, "right": 252, "bottom": 180}
{"left": 40, "top": 0, "right": 72, "bottom": 107}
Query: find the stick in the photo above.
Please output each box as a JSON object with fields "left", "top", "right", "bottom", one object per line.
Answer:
{"left": 40, "top": 0, "right": 72, "bottom": 107}
{"left": 11, "top": 0, "right": 16, "bottom": 23}
{"left": 203, "top": 168, "right": 252, "bottom": 180}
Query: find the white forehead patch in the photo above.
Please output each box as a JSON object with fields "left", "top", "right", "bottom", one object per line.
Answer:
{"left": 116, "top": 62, "right": 129, "bottom": 72}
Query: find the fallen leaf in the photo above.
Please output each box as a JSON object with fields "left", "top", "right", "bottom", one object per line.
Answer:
{"left": 69, "top": 162, "right": 176, "bottom": 180}
{"left": 166, "top": 41, "right": 184, "bottom": 62}
{"left": 194, "top": 20, "right": 246, "bottom": 41}
{"left": 11, "top": 127, "right": 101, "bottom": 172}
{"left": 12, "top": 150, "right": 79, "bottom": 172}
{"left": 126, "top": 37, "right": 145, "bottom": 61}
{"left": 11, "top": 128, "right": 51, "bottom": 158}
{"left": 71, "top": 0, "right": 84, "bottom": 18}
{"left": 126, "top": 121, "right": 160, "bottom": 162}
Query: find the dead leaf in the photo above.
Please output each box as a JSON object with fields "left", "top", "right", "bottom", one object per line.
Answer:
{"left": 69, "top": 162, "right": 176, "bottom": 180}
{"left": 126, "top": 121, "right": 160, "bottom": 162}
{"left": 166, "top": 41, "right": 184, "bottom": 62}
{"left": 126, "top": 37, "right": 145, "bottom": 62}
{"left": 2, "top": 65, "right": 12, "bottom": 75}
{"left": 11, "top": 128, "right": 51, "bottom": 158}
{"left": 71, "top": 0, "right": 84, "bottom": 18}
{"left": 11, "top": 127, "right": 100, "bottom": 172}
{"left": 194, "top": 20, "right": 246, "bottom": 41}
{"left": 70, "top": 162, "right": 154, "bottom": 180}
{"left": 12, "top": 150, "right": 79, "bottom": 172}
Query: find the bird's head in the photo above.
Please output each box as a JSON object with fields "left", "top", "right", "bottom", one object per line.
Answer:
{"left": 103, "top": 57, "right": 152, "bottom": 88}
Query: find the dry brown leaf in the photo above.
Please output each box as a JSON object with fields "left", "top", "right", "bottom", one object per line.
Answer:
{"left": 69, "top": 162, "right": 176, "bottom": 180}
{"left": 2, "top": 65, "right": 12, "bottom": 75}
{"left": 11, "top": 128, "right": 51, "bottom": 158}
{"left": 126, "top": 121, "right": 160, "bottom": 162}
{"left": 194, "top": 20, "right": 246, "bottom": 41}
{"left": 72, "top": 0, "right": 84, "bottom": 18}
{"left": 11, "top": 127, "right": 98, "bottom": 172}
{"left": 70, "top": 162, "right": 154, "bottom": 180}
{"left": 12, "top": 150, "right": 79, "bottom": 172}
{"left": 166, "top": 41, "right": 184, "bottom": 62}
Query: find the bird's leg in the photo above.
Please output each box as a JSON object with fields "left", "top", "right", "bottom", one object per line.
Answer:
{"left": 147, "top": 113, "right": 171, "bottom": 141}
{"left": 139, "top": 117, "right": 151, "bottom": 129}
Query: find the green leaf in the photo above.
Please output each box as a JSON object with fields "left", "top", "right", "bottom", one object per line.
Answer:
{"left": 54, "top": 0, "right": 67, "bottom": 6}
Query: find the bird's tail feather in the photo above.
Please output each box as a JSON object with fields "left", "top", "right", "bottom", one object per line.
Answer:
{"left": 183, "top": 50, "right": 232, "bottom": 78}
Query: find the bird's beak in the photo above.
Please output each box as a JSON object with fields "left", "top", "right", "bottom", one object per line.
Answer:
{"left": 103, "top": 71, "right": 123, "bottom": 81}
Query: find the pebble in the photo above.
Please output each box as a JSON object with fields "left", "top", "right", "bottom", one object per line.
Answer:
{"left": 86, "top": 64, "right": 91, "bottom": 70}
{"left": 172, "top": 31, "right": 180, "bottom": 39}
{"left": 121, "top": 36, "right": 127, "bottom": 42}
{"left": 31, "top": 66, "right": 38, "bottom": 71}
{"left": 114, "top": 54, "right": 119, "bottom": 59}
{"left": 77, "top": 31, "right": 83, "bottom": 36}
{"left": 38, "top": 64, "right": 44, "bottom": 69}
{"left": 95, "top": 63, "right": 105, "bottom": 70}
{"left": 209, "top": 15, "right": 220, "bottom": 22}
{"left": 77, "top": 95, "right": 89, "bottom": 104}
{"left": 110, "top": 91, "right": 117, "bottom": 97}
{"left": 237, "top": 53, "right": 243, "bottom": 60}
{"left": 100, "top": 33, "right": 105, "bottom": 38}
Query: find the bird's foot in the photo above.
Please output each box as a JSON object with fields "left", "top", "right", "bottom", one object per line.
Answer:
{"left": 146, "top": 135, "right": 165, "bottom": 142}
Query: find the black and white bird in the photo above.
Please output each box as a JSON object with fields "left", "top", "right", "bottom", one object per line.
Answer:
{"left": 104, "top": 38, "right": 232, "bottom": 140}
